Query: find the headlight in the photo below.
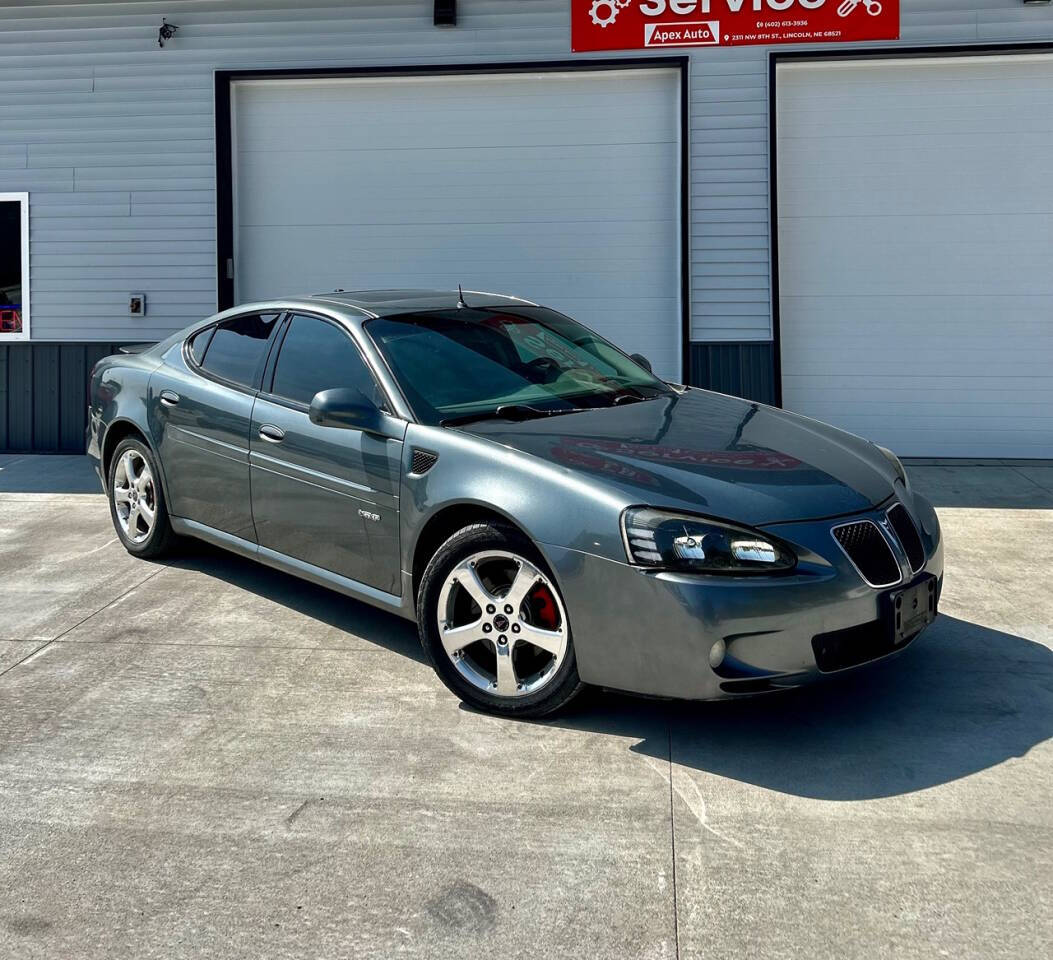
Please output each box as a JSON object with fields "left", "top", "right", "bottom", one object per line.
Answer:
{"left": 875, "top": 444, "right": 910, "bottom": 489}
{"left": 621, "top": 508, "right": 797, "bottom": 574}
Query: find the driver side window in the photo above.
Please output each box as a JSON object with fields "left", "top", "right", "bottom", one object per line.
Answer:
{"left": 270, "top": 314, "right": 388, "bottom": 410}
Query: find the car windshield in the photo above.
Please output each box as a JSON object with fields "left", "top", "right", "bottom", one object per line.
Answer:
{"left": 364, "top": 306, "right": 673, "bottom": 425}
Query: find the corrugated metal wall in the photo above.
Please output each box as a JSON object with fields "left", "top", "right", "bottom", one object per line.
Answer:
{"left": 2, "top": 0, "right": 1051, "bottom": 347}
{"left": 0, "top": 342, "right": 122, "bottom": 452}
{"left": 690, "top": 342, "right": 775, "bottom": 406}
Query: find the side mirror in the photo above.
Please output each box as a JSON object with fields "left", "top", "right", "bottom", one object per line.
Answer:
{"left": 630, "top": 353, "right": 652, "bottom": 374}
{"left": 309, "top": 387, "right": 384, "bottom": 434}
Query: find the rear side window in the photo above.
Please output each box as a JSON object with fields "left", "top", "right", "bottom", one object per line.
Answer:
{"left": 271, "top": 314, "right": 387, "bottom": 409}
{"left": 200, "top": 312, "right": 280, "bottom": 388}
{"left": 188, "top": 326, "right": 215, "bottom": 366}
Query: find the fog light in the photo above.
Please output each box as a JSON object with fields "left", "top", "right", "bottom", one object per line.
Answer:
{"left": 709, "top": 638, "right": 726, "bottom": 669}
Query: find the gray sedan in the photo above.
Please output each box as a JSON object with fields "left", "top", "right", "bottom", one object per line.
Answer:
{"left": 87, "top": 289, "right": 943, "bottom": 717}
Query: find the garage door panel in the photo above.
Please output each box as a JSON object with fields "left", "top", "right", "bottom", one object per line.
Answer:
{"left": 239, "top": 233, "right": 676, "bottom": 298}
{"left": 778, "top": 102, "right": 1053, "bottom": 140}
{"left": 238, "top": 222, "right": 679, "bottom": 274}
{"left": 785, "top": 378, "right": 1053, "bottom": 414}
{"left": 236, "top": 75, "right": 677, "bottom": 152}
{"left": 776, "top": 56, "right": 1053, "bottom": 135}
{"left": 236, "top": 145, "right": 671, "bottom": 186}
{"left": 777, "top": 150, "right": 1050, "bottom": 219}
{"left": 780, "top": 393, "right": 1053, "bottom": 457}
{"left": 783, "top": 227, "right": 1053, "bottom": 290}
{"left": 233, "top": 70, "right": 681, "bottom": 378}
{"left": 237, "top": 151, "right": 677, "bottom": 226}
{"left": 777, "top": 56, "right": 1053, "bottom": 457}
{"left": 781, "top": 242, "right": 1053, "bottom": 298}
{"left": 236, "top": 193, "right": 675, "bottom": 228}
{"left": 781, "top": 299, "right": 1052, "bottom": 377}
{"left": 779, "top": 215, "right": 1053, "bottom": 256}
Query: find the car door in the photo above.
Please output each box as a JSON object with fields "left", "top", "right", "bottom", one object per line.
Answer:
{"left": 150, "top": 311, "right": 281, "bottom": 540}
{"left": 249, "top": 312, "right": 405, "bottom": 594}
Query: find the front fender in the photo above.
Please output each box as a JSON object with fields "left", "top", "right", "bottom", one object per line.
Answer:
{"left": 400, "top": 423, "right": 633, "bottom": 571}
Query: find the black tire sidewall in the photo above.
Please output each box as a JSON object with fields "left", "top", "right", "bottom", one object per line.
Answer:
{"left": 107, "top": 437, "right": 173, "bottom": 557}
{"left": 417, "top": 522, "right": 582, "bottom": 718}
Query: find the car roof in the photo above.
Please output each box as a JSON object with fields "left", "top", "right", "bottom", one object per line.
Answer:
{"left": 305, "top": 289, "right": 537, "bottom": 317}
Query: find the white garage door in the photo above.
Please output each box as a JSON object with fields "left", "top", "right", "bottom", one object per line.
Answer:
{"left": 776, "top": 55, "right": 1053, "bottom": 458}
{"left": 232, "top": 70, "right": 683, "bottom": 378}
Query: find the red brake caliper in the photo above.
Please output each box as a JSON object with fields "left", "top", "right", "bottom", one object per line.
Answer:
{"left": 529, "top": 585, "right": 559, "bottom": 630}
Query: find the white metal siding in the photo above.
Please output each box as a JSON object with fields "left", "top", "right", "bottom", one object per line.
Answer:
{"left": 776, "top": 54, "right": 1053, "bottom": 458}
{"left": 233, "top": 71, "right": 681, "bottom": 377}
{"left": 0, "top": 1, "right": 1050, "bottom": 343}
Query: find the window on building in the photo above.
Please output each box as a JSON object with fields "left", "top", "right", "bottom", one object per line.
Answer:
{"left": 199, "top": 312, "right": 280, "bottom": 388}
{"left": 0, "top": 193, "right": 29, "bottom": 340}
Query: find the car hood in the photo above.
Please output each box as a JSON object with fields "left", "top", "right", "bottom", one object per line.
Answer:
{"left": 461, "top": 389, "right": 897, "bottom": 526}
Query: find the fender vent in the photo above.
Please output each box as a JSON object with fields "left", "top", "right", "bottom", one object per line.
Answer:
{"left": 887, "top": 504, "right": 925, "bottom": 573}
{"left": 831, "top": 520, "right": 901, "bottom": 588}
{"left": 409, "top": 448, "right": 438, "bottom": 475}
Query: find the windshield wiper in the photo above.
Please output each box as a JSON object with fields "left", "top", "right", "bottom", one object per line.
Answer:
{"left": 441, "top": 404, "right": 585, "bottom": 427}
{"left": 609, "top": 387, "right": 646, "bottom": 406}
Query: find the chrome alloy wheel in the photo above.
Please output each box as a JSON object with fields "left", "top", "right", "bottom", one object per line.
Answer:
{"left": 112, "top": 449, "right": 157, "bottom": 544}
{"left": 436, "top": 550, "right": 568, "bottom": 698}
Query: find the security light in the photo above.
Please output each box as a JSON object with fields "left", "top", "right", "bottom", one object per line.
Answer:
{"left": 158, "top": 18, "right": 179, "bottom": 47}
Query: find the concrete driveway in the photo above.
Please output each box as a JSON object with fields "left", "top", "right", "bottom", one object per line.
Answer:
{"left": 1, "top": 455, "right": 1050, "bottom": 960}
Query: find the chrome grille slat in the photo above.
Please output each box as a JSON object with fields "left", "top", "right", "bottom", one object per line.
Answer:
{"left": 887, "top": 503, "right": 925, "bottom": 573}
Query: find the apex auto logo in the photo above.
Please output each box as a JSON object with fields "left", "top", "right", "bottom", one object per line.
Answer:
{"left": 644, "top": 19, "right": 719, "bottom": 46}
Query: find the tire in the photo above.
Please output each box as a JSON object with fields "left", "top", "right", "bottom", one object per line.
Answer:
{"left": 417, "top": 521, "right": 584, "bottom": 718}
{"left": 107, "top": 437, "right": 177, "bottom": 559}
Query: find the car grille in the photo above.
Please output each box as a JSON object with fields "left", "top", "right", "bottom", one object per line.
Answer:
{"left": 887, "top": 503, "right": 925, "bottom": 572}
{"left": 409, "top": 448, "right": 438, "bottom": 475}
{"left": 831, "top": 520, "right": 901, "bottom": 587}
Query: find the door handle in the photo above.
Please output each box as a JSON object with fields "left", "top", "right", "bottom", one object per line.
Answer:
{"left": 258, "top": 424, "right": 285, "bottom": 443}
{"left": 159, "top": 390, "right": 180, "bottom": 407}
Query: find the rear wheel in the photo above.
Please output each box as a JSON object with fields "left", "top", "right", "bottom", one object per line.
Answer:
{"left": 107, "top": 437, "right": 176, "bottom": 559}
{"left": 417, "top": 522, "right": 583, "bottom": 718}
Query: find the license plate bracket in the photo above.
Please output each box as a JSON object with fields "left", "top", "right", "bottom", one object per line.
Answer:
{"left": 887, "top": 575, "right": 938, "bottom": 645}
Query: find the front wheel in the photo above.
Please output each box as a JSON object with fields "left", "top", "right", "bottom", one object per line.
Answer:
{"left": 417, "top": 522, "right": 584, "bottom": 718}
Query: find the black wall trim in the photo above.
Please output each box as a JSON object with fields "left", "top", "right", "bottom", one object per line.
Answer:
{"left": 689, "top": 341, "right": 775, "bottom": 406}
{"left": 768, "top": 41, "right": 1053, "bottom": 411}
{"left": 0, "top": 343, "right": 126, "bottom": 453}
{"left": 215, "top": 55, "right": 692, "bottom": 380}
{"left": 767, "top": 53, "right": 782, "bottom": 408}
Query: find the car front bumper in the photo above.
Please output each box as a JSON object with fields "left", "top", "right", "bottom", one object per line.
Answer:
{"left": 541, "top": 492, "right": 944, "bottom": 701}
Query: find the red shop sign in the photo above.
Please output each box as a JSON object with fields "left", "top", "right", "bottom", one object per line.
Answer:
{"left": 571, "top": 0, "right": 899, "bottom": 51}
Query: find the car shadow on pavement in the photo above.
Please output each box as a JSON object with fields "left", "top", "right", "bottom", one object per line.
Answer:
{"left": 550, "top": 614, "right": 1053, "bottom": 801}
{"left": 164, "top": 542, "right": 426, "bottom": 664}
{"left": 157, "top": 544, "right": 1051, "bottom": 802}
